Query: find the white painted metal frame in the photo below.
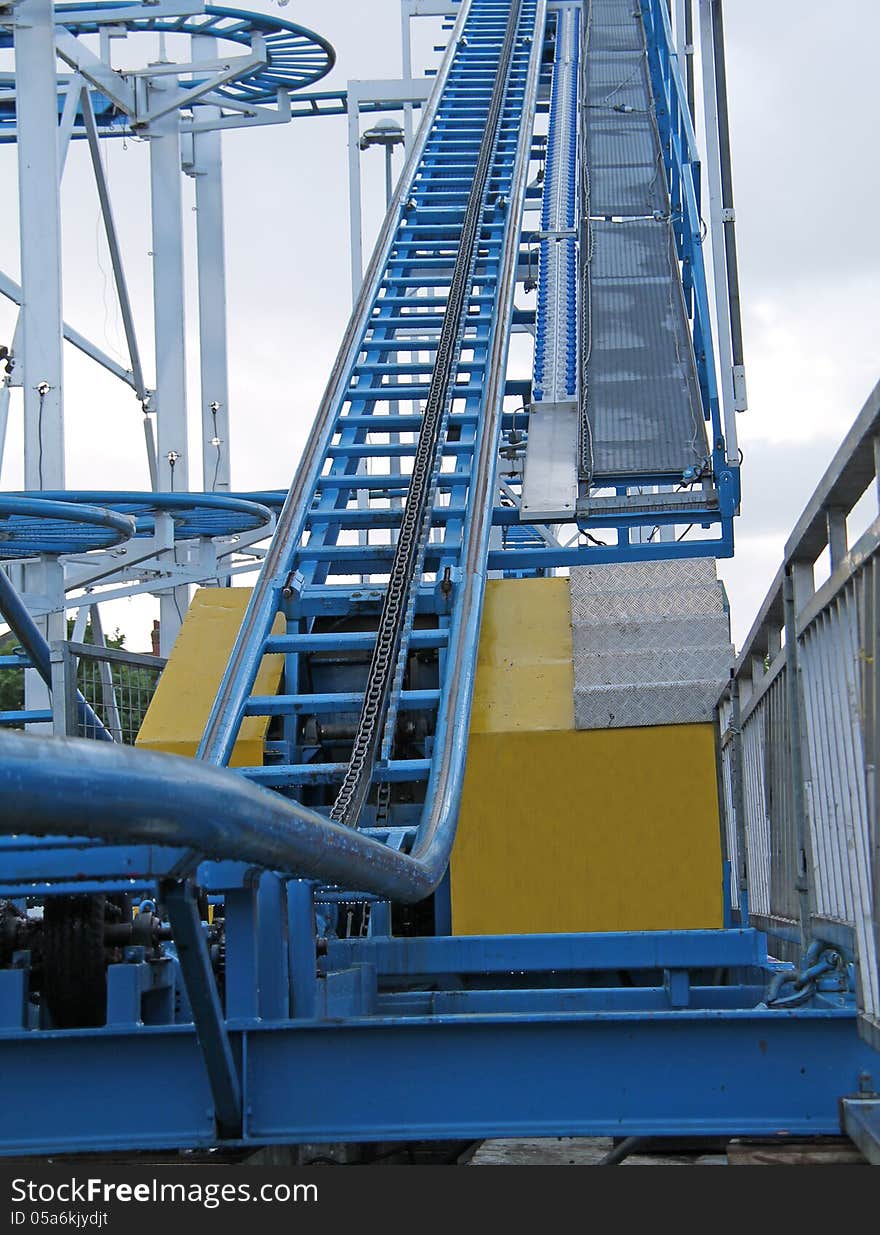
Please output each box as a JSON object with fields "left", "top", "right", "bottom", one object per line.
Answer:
{"left": 2, "top": 1, "right": 299, "bottom": 654}
{"left": 347, "top": 77, "right": 432, "bottom": 301}
{"left": 698, "top": 0, "right": 739, "bottom": 464}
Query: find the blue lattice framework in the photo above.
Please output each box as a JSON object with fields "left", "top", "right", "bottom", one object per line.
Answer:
{"left": 0, "top": 494, "right": 135, "bottom": 558}
{"left": 10, "top": 490, "right": 274, "bottom": 541}
{"left": 0, "top": 3, "right": 335, "bottom": 137}
{"left": 0, "top": 491, "right": 271, "bottom": 732}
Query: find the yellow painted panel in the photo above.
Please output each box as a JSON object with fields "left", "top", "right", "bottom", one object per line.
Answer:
{"left": 470, "top": 577, "right": 574, "bottom": 734}
{"left": 136, "top": 588, "right": 284, "bottom": 767}
{"left": 451, "top": 724, "right": 724, "bottom": 934}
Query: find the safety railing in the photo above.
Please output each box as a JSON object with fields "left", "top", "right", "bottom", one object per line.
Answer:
{"left": 640, "top": 0, "right": 726, "bottom": 485}
{"left": 717, "top": 377, "right": 880, "bottom": 1048}
{"left": 50, "top": 641, "right": 166, "bottom": 744}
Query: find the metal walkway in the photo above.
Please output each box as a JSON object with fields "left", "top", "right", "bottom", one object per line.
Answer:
{"left": 580, "top": 0, "right": 708, "bottom": 483}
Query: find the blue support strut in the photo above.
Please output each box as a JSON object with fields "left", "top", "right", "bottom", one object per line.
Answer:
{"left": 0, "top": 567, "right": 113, "bottom": 741}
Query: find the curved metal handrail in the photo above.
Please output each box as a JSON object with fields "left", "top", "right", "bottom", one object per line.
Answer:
{"left": 13, "top": 491, "right": 273, "bottom": 541}
{"left": 0, "top": 495, "right": 136, "bottom": 558}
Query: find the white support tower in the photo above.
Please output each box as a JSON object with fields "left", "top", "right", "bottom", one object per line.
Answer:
{"left": 191, "top": 34, "right": 231, "bottom": 495}
{"left": 15, "top": 0, "right": 65, "bottom": 491}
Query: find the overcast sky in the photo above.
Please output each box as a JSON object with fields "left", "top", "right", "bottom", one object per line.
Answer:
{"left": 1, "top": 0, "right": 879, "bottom": 649}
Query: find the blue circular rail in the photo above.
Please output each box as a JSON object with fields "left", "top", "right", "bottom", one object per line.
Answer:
{"left": 16, "top": 491, "right": 275, "bottom": 540}
{"left": 0, "top": 4, "right": 335, "bottom": 129}
{"left": 0, "top": 496, "right": 136, "bottom": 558}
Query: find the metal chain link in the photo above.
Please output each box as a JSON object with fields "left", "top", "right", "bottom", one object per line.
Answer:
{"left": 330, "top": 0, "right": 525, "bottom": 827}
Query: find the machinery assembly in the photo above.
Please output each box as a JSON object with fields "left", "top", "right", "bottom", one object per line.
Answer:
{"left": 0, "top": 0, "right": 878, "bottom": 1165}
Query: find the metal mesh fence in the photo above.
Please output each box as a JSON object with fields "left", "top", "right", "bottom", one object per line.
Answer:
{"left": 72, "top": 643, "right": 165, "bottom": 745}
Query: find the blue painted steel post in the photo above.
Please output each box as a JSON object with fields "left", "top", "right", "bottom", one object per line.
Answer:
{"left": 222, "top": 886, "right": 259, "bottom": 1021}
{"left": 257, "top": 874, "right": 289, "bottom": 1021}
{"left": 287, "top": 880, "right": 317, "bottom": 1020}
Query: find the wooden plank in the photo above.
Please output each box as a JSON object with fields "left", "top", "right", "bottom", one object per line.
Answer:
{"left": 727, "top": 1138, "right": 867, "bottom": 1166}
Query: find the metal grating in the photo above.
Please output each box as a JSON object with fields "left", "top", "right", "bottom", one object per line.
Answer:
{"left": 582, "top": 0, "right": 709, "bottom": 480}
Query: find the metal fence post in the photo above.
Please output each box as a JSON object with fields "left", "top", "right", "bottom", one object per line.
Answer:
{"left": 728, "top": 675, "right": 750, "bottom": 924}
{"left": 782, "top": 570, "right": 816, "bottom": 955}
{"left": 48, "top": 641, "right": 77, "bottom": 737}
{"left": 862, "top": 555, "right": 880, "bottom": 1047}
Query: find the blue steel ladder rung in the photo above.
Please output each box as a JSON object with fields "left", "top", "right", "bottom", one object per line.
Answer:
{"left": 326, "top": 443, "right": 474, "bottom": 459}
{"left": 342, "top": 383, "right": 486, "bottom": 402}
{"left": 180, "top": 0, "right": 544, "bottom": 848}
{"left": 239, "top": 760, "right": 433, "bottom": 788}
{"left": 266, "top": 630, "right": 449, "bottom": 653}
{"left": 306, "top": 508, "right": 468, "bottom": 531}
{"left": 379, "top": 275, "right": 498, "bottom": 288}
{"left": 375, "top": 295, "right": 495, "bottom": 307}
{"left": 331, "top": 413, "right": 479, "bottom": 429}
{"left": 243, "top": 690, "right": 441, "bottom": 718}
{"left": 293, "top": 540, "right": 462, "bottom": 563}
{"left": 349, "top": 358, "right": 486, "bottom": 371}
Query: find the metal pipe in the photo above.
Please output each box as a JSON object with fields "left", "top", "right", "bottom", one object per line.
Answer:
{"left": 698, "top": 0, "right": 737, "bottom": 464}
{"left": 0, "top": 729, "right": 437, "bottom": 900}
{"left": 80, "top": 89, "right": 148, "bottom": 404}
{"left": 683, "top": 0, "right": 695, "bottom": 118}
{"left": 728, "top": 674, "right": 750, "bottom": 923}
{"left": 408, "top": 0, "right": 545, "bottom": 872}
{"left": 331, "top": 0, "right": 527, "bottom": 827}
{"left": 598, "top": 1136, "right": 650, "bottom": 1165}
{"left": 782, "top": 569, "right": 816, "bottom": 953}
{"left": 709, "top": 0, "right": 746, "bottom": 410}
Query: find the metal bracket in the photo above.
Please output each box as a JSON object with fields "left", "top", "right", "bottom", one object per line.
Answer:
{"left": 840, "top": 1072, "right": 880, "bottom": 1164}
{"left": 531, "top": 227, "right": 577, "bottom": 240}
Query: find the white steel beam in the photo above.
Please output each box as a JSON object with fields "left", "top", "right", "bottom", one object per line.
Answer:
{"left": 15, "top": 0, "right": 65, "bottom": 490}
{"left": 134, "top": 41, "right": 266, "bottom": 124}
{"left": 347, "top": 78, "right": 432, "bottom": 300}
{"left": 148, "top": 73, "right": 189, "bottom": 649}
{"left": 400, "top": 1, "right": 457, "bottom": 141}
{"left": 54, "top": 28, "right": 136, "bottom": 115}
{"left": 191, "top": 34, "right": 231, "bottom": 493}
{"left": 0, "top": 270, "right": 136, "bottom": 388}
{"left": 80, "top": 89, "right": 149, "bottom": 403}
{"left": 698, "top": 0, "right": 738, "bottom": 465}
{"left": 52, "top": 1, "right": 203, "bottom": 23}
{"left": 148, "top": 72, "right": 189, "bottom": 493}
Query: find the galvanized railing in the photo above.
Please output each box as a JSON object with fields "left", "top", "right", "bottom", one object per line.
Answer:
{"left": 717, "top": 377, "right": 880, "bottom": 1048}
{"left": 50, "top": 640, "right": 165, "bottom": 744}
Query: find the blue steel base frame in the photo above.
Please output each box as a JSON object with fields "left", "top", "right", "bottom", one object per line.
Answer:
{"left": 0, "top": 919, "right": 874, "bottom": 1156}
